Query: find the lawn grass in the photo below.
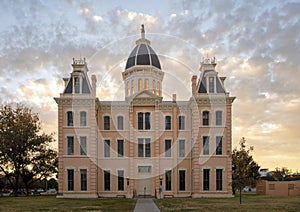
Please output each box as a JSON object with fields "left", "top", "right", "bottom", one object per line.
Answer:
{"left": 154, "top": 194, "right": 300, "bottom": 212}
{"left": 0, "top": 195, "right": 136, "bottom": 212}
{"left": 0, "top": 194, "right": 299, "bottom": 211}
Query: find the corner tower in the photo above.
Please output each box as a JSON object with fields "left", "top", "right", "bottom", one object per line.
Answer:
{"left": 122, "top": 25, "right": 164, "bottom": 99}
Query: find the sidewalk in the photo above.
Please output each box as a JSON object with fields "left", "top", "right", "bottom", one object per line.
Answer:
{"left": 134, "top": 198, "right": 160, "bottom": 212}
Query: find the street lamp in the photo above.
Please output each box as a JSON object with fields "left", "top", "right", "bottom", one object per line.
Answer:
{"left": 159, "top": 175, "right": 163, "bottom": 186}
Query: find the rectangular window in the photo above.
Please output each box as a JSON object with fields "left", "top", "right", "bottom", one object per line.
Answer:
{"left": 74, "top": 77, "right": 80, "bottom": 94}
{"left": 118, "top": 170, "right": 124, "bottom": 191}
{"left": 216, "top": 169, "right": 222, "bottom": 191}
{"left": 179, "top": 140, "right": 185, "bottom": 157}
{"left": 145, "top": 112, "right": 151, "bottom": 130}
{"left": 165, "top": 170, "right": 172, "bottom": 191}
{"left": 203, "top": 111, "right": 209, "bottom": 126}
{"left": 67, "top": 169, "right": 74, "bottom": 191}
{"left": 179, "top": 170, "right": 186, "bottom": 191}
{"left": 209, "top": 77, "right": 214, "bottom": 93}
{"left": 216, "top": 136, "right": 222, "bottom": 155}
{"left": 138, "top": 138, "right": 144, "bottom": 157}
{"left": 179, "top": 116, "right": 185, "bottom": 130}
{"left": 104, "top": 116, "right": 110, "bottom": 130}
{"left": 67, "top": 111, "right": 73, "bottom": 126}
{"left": 117, "top": 116, "right": 124, "bottom": 130}
{"left": 104, "top": 140, "right": 110, "bottom": 157}
{"left": 104, "top": 170, "right": 110, "bottom": 191}
{"left": 117, "top": 139, "right": 124, "bottom": 157}
{"left": 138, "top": 138, "right": 151, "bottom": 157}
{"left": 216, "top": 111, "right": 222, "bottom": 126}
{"left": 203, "top": 169, "right": 210, "bottom": 191}
{"left": 138, "top": 113, "right": 143, "bottom": 130}
{"left": 165, "top": 116, "right": 171, "bottom": 130}
{"left": 203, "top": 136, "right": 209, "bottom": 155}
{"left": 80, "top": 111, "right": 87, "bottom": 126}
{"left": 145, "top": 138, "right": 151, "bottom": 157}
{"left": 80, "top": 169, "right": 87, "bottom": 191}
{"left": 80, "top": 136, "right": 87, "bottom": 155}
{"left": 165, "top": 139, "right": 171, "bottom": 157}
{"left": 67, "top": 136, "right": 74, "bottom": 155}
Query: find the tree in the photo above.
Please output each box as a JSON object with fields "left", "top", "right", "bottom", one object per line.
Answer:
{"left": 0, "top": 104, "right": 57, "bottom": 196}
{"left": 232, "top": 137, "right": 260, "bottom": 204}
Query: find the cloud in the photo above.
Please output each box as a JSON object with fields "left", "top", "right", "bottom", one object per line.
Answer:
{"left": 0, "top": 0, "right": 299, "bottom": 170}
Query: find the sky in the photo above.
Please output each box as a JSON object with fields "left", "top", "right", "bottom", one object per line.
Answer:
{"left": 0, "top": 0, "right": 299, "bottom": 172}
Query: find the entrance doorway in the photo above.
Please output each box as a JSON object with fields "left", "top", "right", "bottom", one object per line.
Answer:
{"left": 137, "top": 166, "right": 152, "bottom": 196}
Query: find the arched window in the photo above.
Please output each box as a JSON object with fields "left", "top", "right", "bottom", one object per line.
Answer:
{"left": 153, "top": 80, "right": 156, "bottom": 94}
{"left": 145, "top": 79, "right": 149, "bottom": 90}
{"left": 157, "top": 82, "right": 161, "bottom": 96}
{"left": 131, "top": 80, "right": 134, "bottom": 95}
{"left": 126, "top": 81, "right": 130, "bottom": 96}
{"left": 203, "top": 111, "right": 209, "bottom": 126}
{"left": 138, "top": 79, "right": 143, "bottom": 91}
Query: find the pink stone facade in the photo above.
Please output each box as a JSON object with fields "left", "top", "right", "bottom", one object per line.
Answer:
{"left": 54, "top": 28, "right": 235, "bottom": 198}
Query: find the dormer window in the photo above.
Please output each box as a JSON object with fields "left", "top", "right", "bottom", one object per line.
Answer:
{"left": 74, "top": 77, "right": 80, "bottom": 94}
{"left": 208, "top": 77, "right": 215, "bottom": 93}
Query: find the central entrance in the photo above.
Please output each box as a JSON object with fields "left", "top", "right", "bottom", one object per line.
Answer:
{"left": 137, "top": 166, "right": 152, "bottom": 196}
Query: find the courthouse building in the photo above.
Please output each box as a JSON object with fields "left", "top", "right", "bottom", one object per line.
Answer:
{"left": 54, "top": 25, "right": 235, "bottom": 198}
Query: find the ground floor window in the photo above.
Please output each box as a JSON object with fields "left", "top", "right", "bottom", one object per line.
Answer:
{"left": 118, "top": 170, "right": 124, "bottom": 191}
{"left": 165, "top": 170, "right": 172, "bottom": 191}
{"left": 104, "top": 170, "right": 110, "bottom": 191}
{"left": 67, "top": 169, "right": 74, "bottom": 191}
{"left": 216, "top": 169, "right": 222, "bottom": 191}
{"left": 179, "top": 170, "right": 186, "bottom": 191}
{"left": 203, "top": 169, "right": 210, "bottom": 191}
{"left": 80, "top": 169, "right": 87, "bottom": 191}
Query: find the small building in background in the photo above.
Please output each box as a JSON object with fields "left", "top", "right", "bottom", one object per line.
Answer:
{"left": 257, "top": 180, "right": 300, "bottom": 196}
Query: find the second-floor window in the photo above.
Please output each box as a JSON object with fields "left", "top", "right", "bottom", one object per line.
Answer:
{"left": 138, "top": 138, "right": 151, "bottom": 157}
{"left": 104, "top": 116, "right": 110, "bottom": 130}
{"left": 216, "top": 136, "right": 223, "bottom": 155}
{"left": 138, "top": 112, "right": 151, "bottom": 130}
{"left": 67, "top": 136, "right": 74, "bottom": 155}
{"left": 67, "top": 111, "right": 74, "bottom": 126}
{"left": 117, "top": 139, "right": 124, "bottom": 157}
{"left": 179, "top": 139, "right": 185, "bottom": 157}
{"left": 203, "top": 136, "right": 209, "bottom": 155}
{"left": 104, "top": 140, "right": 110, "bottom": 157}
{"left": 80, "top": 136, "right": 87, "bottom": 155}
{"left": 165, "top": 139, "right": 171, "bottom": 157}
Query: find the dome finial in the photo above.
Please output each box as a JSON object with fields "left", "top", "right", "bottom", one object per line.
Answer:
{"left": 141, "top": 24, "right": 145, "bottom": 39}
